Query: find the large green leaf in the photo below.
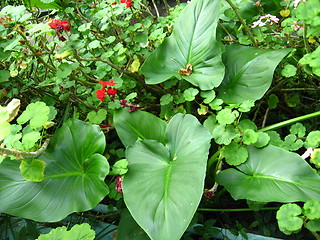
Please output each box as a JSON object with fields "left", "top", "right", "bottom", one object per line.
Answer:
{"left": 123, "top": 114, "right": 212, "bottom": 240}
{"left": 140, "top": 0, "right": 224, "bottom": 90}
{"left": 217, "top": 145, "right": 320, "bottom": 202}
{"left": 217, "top": 45, "right": 291, "bottom": 103}
{"left": 0, "top": 119, "right": 109, "bottom": 222}
{"left": 113, "top": 108, "right": 167, "bottom": 148}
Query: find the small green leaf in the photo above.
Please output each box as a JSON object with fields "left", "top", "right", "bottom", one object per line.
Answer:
{"left": 212, "top": 125, "right": 239, "bottom": 145}
{"left": 88, "top": 40, "right": 100, "bottom": 49}
{"left": 20, "top": 159, "right": 45, "bottom": 182}
{"left": 0, "top": 121, "right": 11, "bottom": 141}
{"left": 56, "top": 62, "right": 79, "bottom": 78}
{"left": 276, "top": 203, "right": 303, "bottom": 234}
{"left": 22, "top": 131, "right": 41, "bottom": 150}
{"left": 238, "top": 100, "right": 255, "bottom": 112}
{"left": 200, "top": 90, "right": 216, "bottom": 104}
{"left": 110, "top": 159, "right": 128, "bottom": 175}
{"left": 17, "top": 102, "right": 50, "bottom": 129}
{"left": 290, "top": 123, "right": 306, "bottom": 138}
{"left": 87, "top": 109, "right": 107, "bottom": 125}
{"left": 36, "top": 223, "right": 95, "bottom": 240}
{"left": 216, "top": 109, "right": 239, "bottom": 125}
{"left": 281, "top": 64, "right": 297, "bottom": 77}
{"left": 303, "top": 200, "right": 320, "bottom": 219}
{"left": 222, "top": 142, "right": 248, "bottom": 166}
{"left": 254, "top": 132, "right": 270, "bottom": 148}
{"left": 78, "top": 22, "right": 92, "bottom": 32}
{"left": 183, "top": 88, "right": 199, "bottom": 101}
{"left": 160, "top": 94, "right": 174, "bottom": 106}
{"left": 283, "top": 134, "right": 304, "bottom": 151}
{"left": 242, "top": 129, "right": 258, "bottom": 145}
{"left": 305, "top": 131, "right": 320, "bottom": 148}
{"left": 125, "top": 92, "right": 138, "bottom": 101}
{"left": 310, "top": 149, "right": 320, "bottom": 167}
{"left": 208, "top": 98, "right": 223, "bottom": 110}
{"left": 306, "top": 219, "right": 320, "bottom": 232}
{"left": 268, "top": 94, "right": 279, "bottom": 110}
{"left": 267, "top": 131, "right": 284, "bottom": 147}
{"left": 238, "top": 119, "right": 257, "bottom": 131}
{"left": 197, "top": 104, "right": 208, "bottom": 115}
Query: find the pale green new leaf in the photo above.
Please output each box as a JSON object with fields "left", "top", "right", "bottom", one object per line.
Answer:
{"left": 17, "top": 101, "right": 50, "bottom": 129}
{"left": 141, "top": 0, "right": 224, "bottom": 90}
{"left": 123, "top": 114, "right": 212, "bottom": 240}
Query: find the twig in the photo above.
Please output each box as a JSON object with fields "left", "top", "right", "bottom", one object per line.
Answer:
{"left": 224, "top": 0, "right": 258, "bottom": 47}
{"left": 151, "top": 0, "right": 160, "bottom": 18}
{"left": 0, "top": 138, "right": 50, "bottom": 159}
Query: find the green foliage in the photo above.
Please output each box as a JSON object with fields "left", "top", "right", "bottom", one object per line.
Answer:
{"left": 299, "top": 46, "right": 320, "bottom": 76}
{"left": 217, "top": 46, "right": 291, "bottom": 103}
{"left": 87, "top": 109, "right": 107, "bottom": 125}
{"left": 222, "top": 142, "right": 248, "bottom": 166}
{"left": 122, "top": 113, "right": 212, "bottom": 240}
{"left": 0, "top": 119, "right": 109, "bottom": 222}
{"left": 217, "top": 145, "right": 320, "bottom": 202}
{"left": 17, "top": 101, "right": 50, "bottom": 129}
{"left": 19, "top": 158, "right": 45, "bottom": 182}
{"left": 276, "top": 204, "right": 303, "bottom": 235}
{"left": 303, "top": 200, "right": 320, "bottom": 220}
{"left": 310, "top": 149, "right": 320, "bottom": 167}
{"left": 36, "top": 223, "right": 95, "bottom": 240}
{"left": 141, "top": 0, "right": 225, "bottom": 90}
{"left": 110, "top": 159, "right": 128, "bottom": 176}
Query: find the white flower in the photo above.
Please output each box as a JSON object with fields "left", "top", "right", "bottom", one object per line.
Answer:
{"left": 294, "top": 0, "right": 306, "bottom": 8}
{"left": 251, "top": 14, "right": 279, "bottom": 28}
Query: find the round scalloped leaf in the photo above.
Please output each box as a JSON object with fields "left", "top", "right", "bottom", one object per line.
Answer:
{"left": 36, "top": 223, "right": 95, "bottom": 240}
{"left": 303, "top": 200, "right": 320, "bottom": 220}
{"left": 123, "top": 114, "right": 212, "bottom": 240}
{"left": 306, "top": 219, "right": 320, "bottom": 232}
{"left": 310, "top": 149, "right": 320, "bottom": 167}
{"left": 289, "top": 123, "right": 306, "bottom": 138}
{"left": 304, "top": 130, "right": 320, "bottom": 148}
{"left": 0, "top": 121, "right": 11, "bottom": 141}
{"left": 276, "top": 203, "right": 303, "bottom": 233}
{"left": 19, "top": 159, "right": 45, "bottom": 182}
{"left": 222, "top": 142, "right": 248, "bottom": 166}
{"left": 242, "top": 129, "right": 258, "bottom": 145}
{"left": 216, "top": 109, "right": 239, "bottom": 125}
{"left": 0, "top": 119, "right": 109, "bottom": 222}
{"left": 254, "top": 132, "right": 270, "bottom": 148}
{"left": 17, "top": 102, "right": 50, "bottom": 129}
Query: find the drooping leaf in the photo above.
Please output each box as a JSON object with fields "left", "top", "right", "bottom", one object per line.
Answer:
{"left": 123, "top": 114, "right": 212, "bottom": 240}
{"left": 141, "top": 0, "right": 224, "bottom": 90}
{"left": 217, "top": 145, "right": 320, "bottom": 202}
{"left": 217, "top": 45, "right": 291, "bottom": 103}
{"left": 0, "top": 119, "right": 109, "bottom": 222}
{"left": 113, "top": 109, "right": 167, "bottom": 148}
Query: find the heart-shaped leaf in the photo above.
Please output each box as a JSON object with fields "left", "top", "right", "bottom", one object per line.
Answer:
{"left": 141, "top": 0, "right": 224, "bottom": 90}
{"left": 0, "top": 119, "right": 109, "bottom": 222}
{"left": 217, "top": 45, "right": 291, "bottom": 103}
{"left": 113, "top": 108, "right": 167, "bottom": 148}
{"left": 123, "top": 114, "right": 212, "bottom": 240}
{"left": 217, "top": 145, "right": 320, "bottom": 202}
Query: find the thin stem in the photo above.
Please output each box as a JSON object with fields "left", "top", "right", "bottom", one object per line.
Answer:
{"left": 186, "top": 101, "right": 191, "bottom": 114}
{"left": 260, "top": 111, "right": 320, "bottom": 132}
{"left": 224, "top": 0, "right": 257, "bottom": 47}
{"left": 162, "top": 0, "right": 170, "bottom": 15}
{"left": 311, "top": 231, "right": 320, "bottom": 240}
{"left": 303, "top": 23, "right": 311, "bottom": 54}
{"left": 151, "top": 0, "right": 160, "bottom": 18}
{"left": 207, "top": 148, "right": 221, "bottom": 171}
{"left": 197, "top": 207, "right": 279, "bottom": 212}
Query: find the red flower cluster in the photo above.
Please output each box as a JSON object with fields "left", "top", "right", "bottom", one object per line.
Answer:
{"left": 120, "top": 0, "right": 132, "bottom": 8}
{"left": 96, "top": 79, "right": 118, "bottom": 101}
{"left": 115, "top": 176, "right": 123, "bottom": 193}
{"left": 48, "top": 19, "right": 70, "bottom": 41}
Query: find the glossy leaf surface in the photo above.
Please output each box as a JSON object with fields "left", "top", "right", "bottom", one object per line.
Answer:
{"left": 0, "top": 119, "right": 109, "bottom": 222}
{"left": 217, "top": 46, "right": 291, "bottom": 103}
{"left": 123, "top": 114, "right": 212, "bottom": 240}
{"left": 114, "top": 108, "right": 167, "bottom": 148}
{"left": 141, "top": 0, "right": 224, "bottom": 90}
{"left": 217, "top": 145, "right": 320, "bottom": 202}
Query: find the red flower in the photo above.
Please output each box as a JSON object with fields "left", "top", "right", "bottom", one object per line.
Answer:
{"left": 48, "top": 19, "right": 70, "bottom": 41}
{"left": 106, "top": 87, "right": 117, "bottom": 96}
{"left": 120, "top": 0, "right": 132, "bottom": 7}
{"left": 99, "top": 79, "right": 117, "bottom": 87}
{"left": 96, "top": 88, "right": 106, "bottom": 101}
{"left": 60, "top": 20, "right": 71, "bottom": 32}
{"left": 115, "top": 176, "right": 123, "bottom": 193}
